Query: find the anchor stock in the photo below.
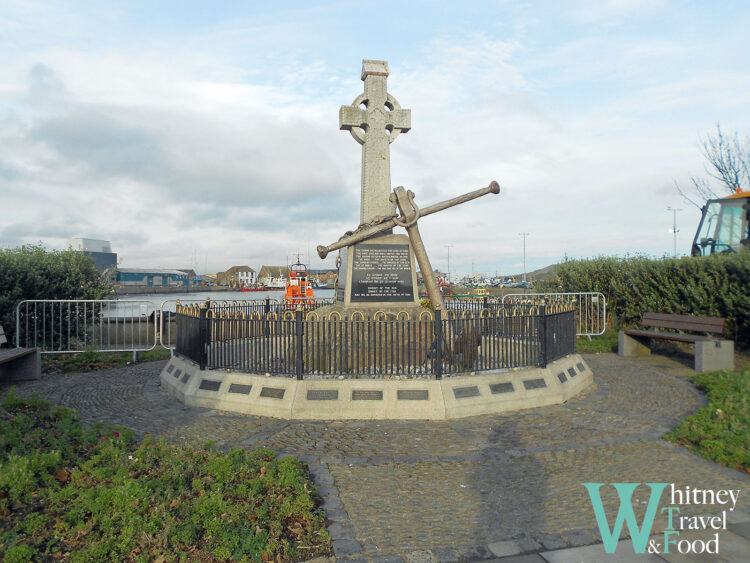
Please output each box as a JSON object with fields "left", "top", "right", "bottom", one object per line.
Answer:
{"left": 316, "top": 180, "right": 500, "bottom": 259}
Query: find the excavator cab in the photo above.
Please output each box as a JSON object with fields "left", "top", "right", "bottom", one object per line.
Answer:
{"left": 691, "top": 192, "right": 750, "bottom": 256}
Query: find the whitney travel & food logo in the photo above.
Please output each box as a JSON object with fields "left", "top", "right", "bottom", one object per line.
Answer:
{"left": 583, "top": 482, "right": 741, "bottom": 556}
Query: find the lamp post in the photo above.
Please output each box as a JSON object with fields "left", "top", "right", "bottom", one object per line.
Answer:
{"left": 667, "top": 207, "right": 681, "bottom": 257}
{"left": 519, "top": 232, "right": 529, "bottom": 282}
{"left": 445, "top": 244, "right": 453, "bottom": 284}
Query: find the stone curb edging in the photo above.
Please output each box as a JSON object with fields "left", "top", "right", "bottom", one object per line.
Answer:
{"left": 159, "top": 355, "right": 594, "bottom": 421}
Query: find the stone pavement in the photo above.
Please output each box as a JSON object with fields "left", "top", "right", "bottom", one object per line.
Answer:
{"left": 4, "top": 353, "right": 750, "bottom": 561}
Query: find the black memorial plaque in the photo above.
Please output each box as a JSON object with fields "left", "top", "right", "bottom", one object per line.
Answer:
{"left": 557, "top": 372, "right": 568, "bottom": 383}
{"left": 490, "top": 382, "right": 514, "bottom": 394}
{"left": 199, "top": 379, "right": 221, "bottom": 392}
{"left": 568, "top": 367, "right": 578, "bottom": 378}
{"left": 307, "top": 389, "right": 339, "bottom": 401}
{"left": 397, "top": 389, "right": 429, "bottom": 401}
{"left": 523, "top": 378, "right": 547, "bottom": 390}
{"left": 350, "top": 244, "right": 414, "bottom": 302}
{"left": 228, "top": 383, "right": 252, "bottom": 395}
{"left": 453, "top": 386, "right": 480, "bottom": 399}
{"left": 352, "top": 390, "right": 383, "bottom": 401}
{"left": 260, "top": 387, "right": 286, "bottom": 399}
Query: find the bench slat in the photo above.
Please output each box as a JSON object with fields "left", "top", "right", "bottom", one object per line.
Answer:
{"left": 0, "top": 348, "right": 36, "bottom": 364}
{"left": 641, "top": 313, "right": 725, "bottom": 334}
{"left": 624, "top": 329, "right": 715, "bottom": 344}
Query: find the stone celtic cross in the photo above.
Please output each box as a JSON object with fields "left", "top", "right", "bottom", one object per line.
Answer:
{"left": 339, "top": 60, "right": 411, "bottom": 224}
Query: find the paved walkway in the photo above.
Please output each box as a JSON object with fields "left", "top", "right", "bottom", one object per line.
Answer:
{"left": 5, "top": 353, "right": 750, "bottom": 561}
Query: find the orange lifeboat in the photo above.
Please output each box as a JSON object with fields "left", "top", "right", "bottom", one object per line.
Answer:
{"left": 283, "top": 261, "right": 316, "bottom": 309}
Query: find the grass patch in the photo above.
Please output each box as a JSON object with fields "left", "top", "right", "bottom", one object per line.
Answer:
{"left": 0, "top": 390, "right": 331, "bottom": 561}
{"left": 666, "top": 369, "right": 750, "bottom": 473}
{"left": 43, "top": 348, "right": 172, "bottom": 374}
{"left": 575, "top": 330, "right": 619, "bottom": 354}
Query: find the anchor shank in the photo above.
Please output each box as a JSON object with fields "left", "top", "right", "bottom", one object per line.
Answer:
{"left": 393, "top": 187, "right": 444, "bottom": 311}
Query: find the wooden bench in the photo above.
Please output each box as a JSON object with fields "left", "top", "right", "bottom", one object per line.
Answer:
{"left": 0, "top": 324, "right": 41, "bottom": 381}
{"left": 618, "top": 313, "right": 734, "bottom": 372}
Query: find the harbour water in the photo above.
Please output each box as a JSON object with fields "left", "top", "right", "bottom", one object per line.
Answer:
{"left": 112, "top": 288, "right": 335, "bottom": 312}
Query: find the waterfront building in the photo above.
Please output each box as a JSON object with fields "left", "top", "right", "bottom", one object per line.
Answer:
{"left": 216, "top": 266, "right": 257, "bottom": 287}
{"left": 116, "top": 268, "right": 189, "bottom": 287}
{"left": 66, "top": 238, "right": 117, "bottom": 281}
{"left": 308, "top": 269, "right": 338, "bottom": 287}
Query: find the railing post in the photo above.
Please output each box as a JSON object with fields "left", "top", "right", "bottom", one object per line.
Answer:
{"left": 434, "top": 308, "right": 443, "bottom": 380}
{"left": 295, "top": 307, "right": 304, "bottom": 380}
{"left": 265, "top": 297, "right": 271, "bottom": 316}
{"left": 539, "top": 305, "right": 547, "bottom": 368}
{"left": 199, "top": 303, "right": 208, "bottom": 370}
{"left": 15, "top": 302, "right": 21, "bottom": 348}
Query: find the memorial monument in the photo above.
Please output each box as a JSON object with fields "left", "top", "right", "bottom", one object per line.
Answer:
{"left": 159, "top": 58, "right": 592, "bottom": 421}
{"left": 319, "top": 59, "right": 499, "bottom": 318}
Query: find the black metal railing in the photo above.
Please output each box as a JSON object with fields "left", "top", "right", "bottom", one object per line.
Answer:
{"left": 175, "top": 305, "right": 576, "bottom": 378}
{"left": 543, "top": 308, "right": 577, "bottom": 364}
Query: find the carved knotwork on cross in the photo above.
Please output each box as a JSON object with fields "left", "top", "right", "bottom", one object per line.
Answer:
{"left": 318, "top": 181, "right": 500, "bottom": 310}
{"left": 339, "top": 60, "right": 411, "bottom": 224}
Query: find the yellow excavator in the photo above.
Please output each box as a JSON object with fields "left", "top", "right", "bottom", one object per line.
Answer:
{"left": 691, "top": 190, "right": 750, "bottom": 256}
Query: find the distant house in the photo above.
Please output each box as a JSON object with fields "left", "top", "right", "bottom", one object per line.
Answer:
{"left": 309, "top": 269, "right": 338, "bottom": 286}
{"left": 117, "top": 268, "right": 189, "bottom": 287}
{"left": 217, "top": 266, "right": 257, "bottom": 287}
{"left": 258, "top": 266, "right": 288, "bottom": 287}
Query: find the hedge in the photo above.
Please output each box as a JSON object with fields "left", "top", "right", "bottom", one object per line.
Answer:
{"left": 0, "top": 245, "right": 112, "bottom": 346}
{"left": 551, "top": 253, "right": 750, "bottom": 348}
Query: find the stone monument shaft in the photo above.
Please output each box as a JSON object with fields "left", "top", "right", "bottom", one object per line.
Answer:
{"left": 340, "top": 60, "right": 411, "bottom": 224}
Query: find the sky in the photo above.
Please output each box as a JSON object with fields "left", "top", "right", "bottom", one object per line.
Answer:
{"left": 1, "top": 1, "right": 749, "bottom": 278}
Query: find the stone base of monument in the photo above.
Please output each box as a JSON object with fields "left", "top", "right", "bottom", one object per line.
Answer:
{"left": 159, "top": 354, "right": 593, "bottom": 420}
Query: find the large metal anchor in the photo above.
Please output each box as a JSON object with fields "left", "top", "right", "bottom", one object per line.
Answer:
{"left": 317, "top": 181, "right": 500, "bottom": 309}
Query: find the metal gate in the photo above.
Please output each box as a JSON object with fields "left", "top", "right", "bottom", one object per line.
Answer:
{"left": 502, "top": 292, "right": 607, "bottom": 336}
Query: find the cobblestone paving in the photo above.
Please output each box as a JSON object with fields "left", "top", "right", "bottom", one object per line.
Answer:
{"left": 4, "top": 353, "right": 749, "bottom": 561}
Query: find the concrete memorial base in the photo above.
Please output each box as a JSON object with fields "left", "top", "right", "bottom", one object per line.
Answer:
{"left": 159, "top": 353, "right": 593, "bottom": 420}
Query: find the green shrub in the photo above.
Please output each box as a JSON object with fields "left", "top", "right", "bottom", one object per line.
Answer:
{"left": 553, "top": 253, "right": 750, "bottom": 347}
{"left": 0, "top": 244, "right": 112, "bottom": 345}
{"left": 0, "top": 391, "right": 331, "bottom": 560}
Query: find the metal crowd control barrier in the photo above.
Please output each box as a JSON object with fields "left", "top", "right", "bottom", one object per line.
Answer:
{"left": 15, "top": 300, "right": 158, "bottom": 360}
{"left": 14, "top": 298, "right": 316, "bottom": 357}
{"left": 502, "top": 292, "right": 607, "bottom": 336}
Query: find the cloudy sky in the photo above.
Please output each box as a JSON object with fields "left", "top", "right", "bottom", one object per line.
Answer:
{"left": 2, "top": 1, "right": 749, "bottom": 278}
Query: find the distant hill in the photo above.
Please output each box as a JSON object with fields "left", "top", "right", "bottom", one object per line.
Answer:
{"left": 515, "top": 263, "right": 560, "bottom": 282}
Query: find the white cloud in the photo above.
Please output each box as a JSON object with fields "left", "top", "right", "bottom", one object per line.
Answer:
{"left": 1, "top": 1, "right": 749, "bottom": 275}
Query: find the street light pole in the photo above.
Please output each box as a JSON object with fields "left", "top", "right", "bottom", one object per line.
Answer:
{"left": 445, "top": 244, "right": 453, "bottom": 284}
{"left": 667, "top": 207, "right": 681, "bottom": 257}
{"left": 519, "top": 232, "right": 529, "bottom": 282}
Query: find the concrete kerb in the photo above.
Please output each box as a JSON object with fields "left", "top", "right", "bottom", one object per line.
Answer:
{"left": 159, "top": 354, "right": 593, "bottom": 420}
